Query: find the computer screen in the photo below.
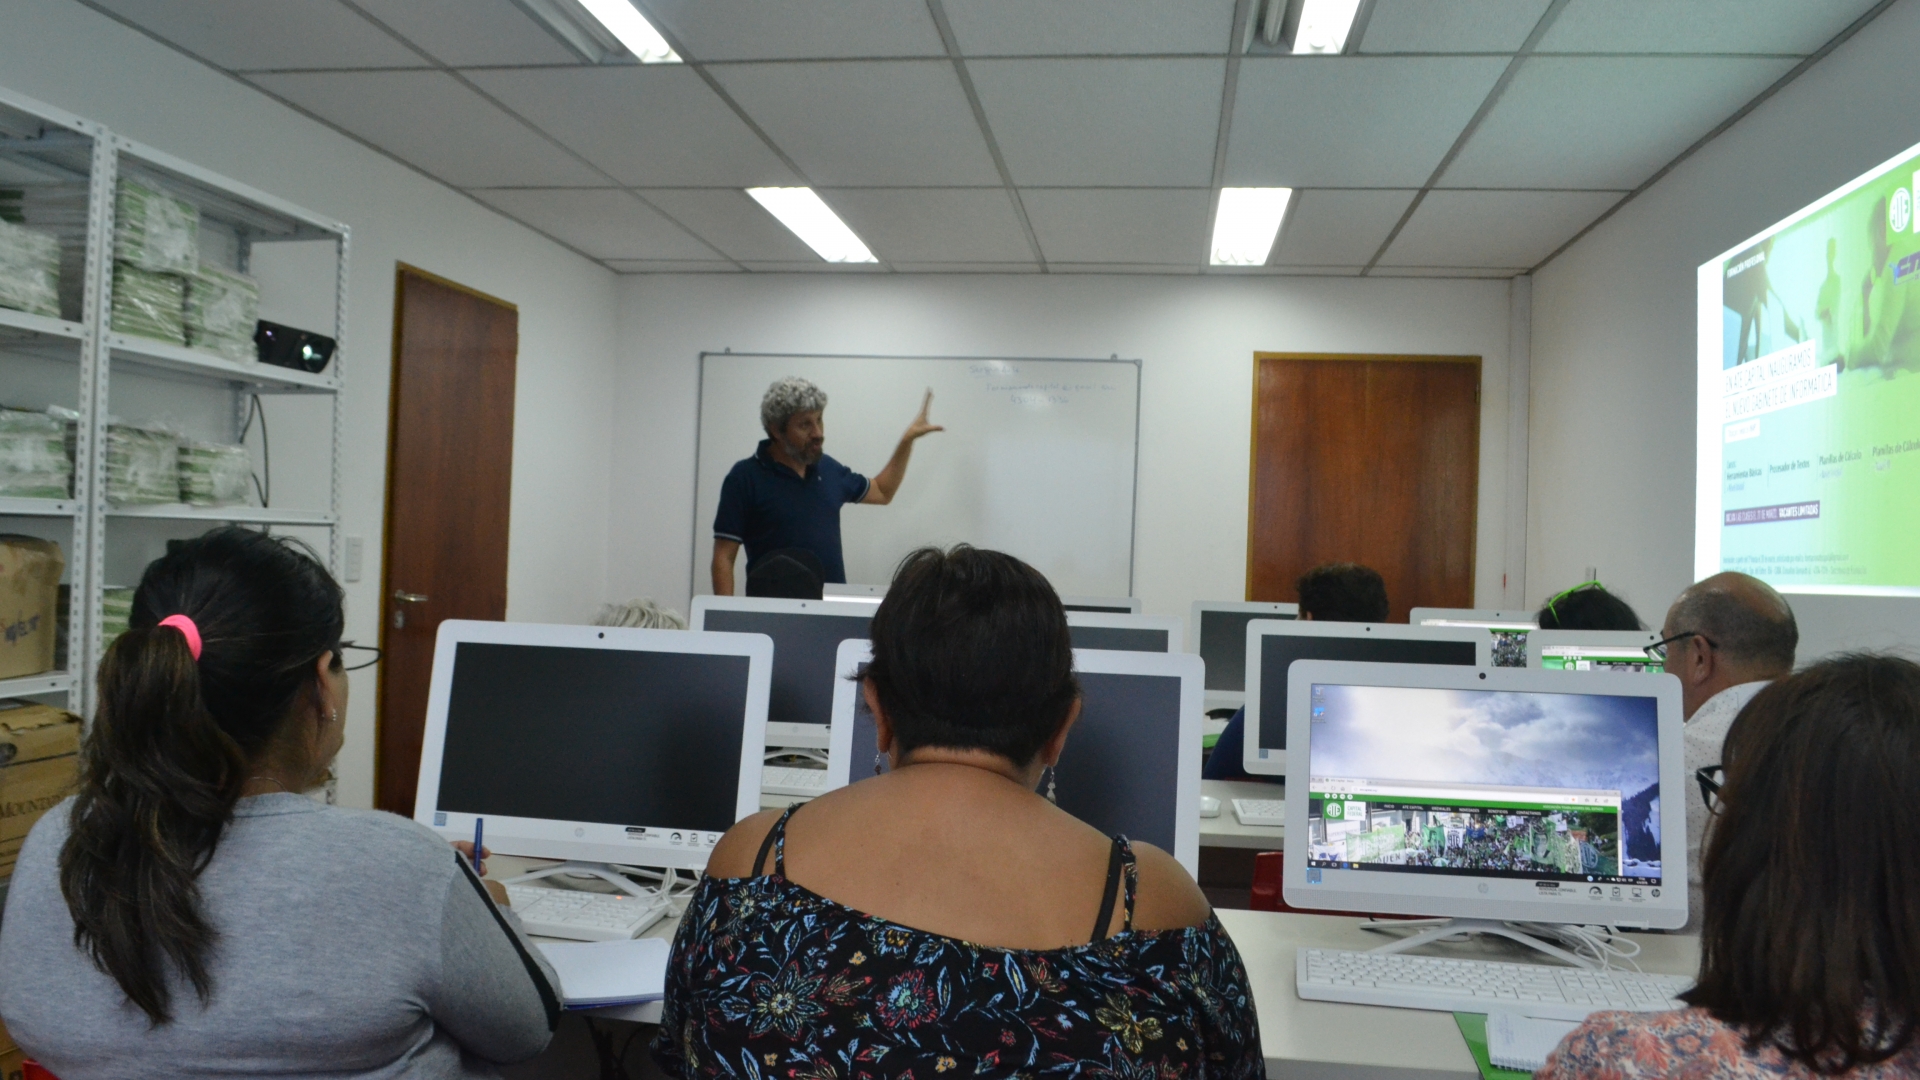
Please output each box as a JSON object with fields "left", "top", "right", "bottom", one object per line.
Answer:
{"left": 1060, "top": 595, "right": 1141, "bottom": 614}
{"left": 1529, "top": 630, "right": 1664, "bottom": 674}
{"left": 692, "top": 598, "right": 872, "bottom": 729}
{"left": 1065, "top": 612, "right": 1180, "bottom": 653}
{"left": 1191, "top": 601, "right": 1300, "bottom": 696}
{"left": 1283, "top": 660, "right": 1686, "bottom": 928}
{"left": 829, "top": 640, "right": 1202, "bottom": 872}
{"left": 414, "top": 621, "right": 771, "bottom": 871}
{"left": 1243, "top": 622, "right": 1485, "bottom": 776}
{"left": 1411, "top": 610, "right": 1537, "bottom": 669}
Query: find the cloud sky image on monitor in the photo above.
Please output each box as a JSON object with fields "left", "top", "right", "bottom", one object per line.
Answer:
{"left": 1309, "top": 685, "right": 1660, "bottom": 797}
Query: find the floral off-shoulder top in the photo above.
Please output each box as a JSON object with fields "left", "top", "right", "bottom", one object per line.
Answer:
{"left": 652, "top": 806, "right": 1265, "bottom": 1079}
{"left": 1539, "top": 1006, "right": 1920, "bottom": 1079}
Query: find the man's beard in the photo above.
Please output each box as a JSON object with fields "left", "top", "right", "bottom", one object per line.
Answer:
{"left": 783, "top": 437, "right": 824, "bottom": 465}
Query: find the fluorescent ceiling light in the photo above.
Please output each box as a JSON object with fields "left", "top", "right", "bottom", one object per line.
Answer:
{"left": 746, "top": 188, "right": 878, "bottom": 264}
{"left": 1292, "top": 0, "right": 1362, "bottom": 54}
{"left": 575, "top": 0, "right": 680, "bottom": 63}
{"left": 1210, "top": 187, "right": 1293, "bottom": 266}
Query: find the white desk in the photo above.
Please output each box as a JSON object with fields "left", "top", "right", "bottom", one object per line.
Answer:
{"left": 1200, "top": 778, "right": 1287, "bottom": 850}
{"left": 1215, "top": 909, "right": 1699, "bottom": 1079}
{"left": 495, "top": 856, "right": 1698, "bottom": 1077}
{"left": 491, "top": 854, "right": 682, "bottom": 1025}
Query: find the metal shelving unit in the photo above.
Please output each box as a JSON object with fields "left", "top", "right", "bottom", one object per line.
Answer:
{"left": 0, "top": 86, "right": 347, "bottom": 718}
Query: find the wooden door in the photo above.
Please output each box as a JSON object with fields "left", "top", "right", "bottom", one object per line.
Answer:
{"left": 1247, "top": 353, "right": 1479, "bottom": 622}
{"left": 376, "top": 265, "right": 517, "bottom": 815}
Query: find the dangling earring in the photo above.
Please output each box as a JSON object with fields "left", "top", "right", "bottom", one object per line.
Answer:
{"left": 1045, "top": 765, "right": 1058, "bottom": 804}
{"left": 873, "top": 752, "right": 886, "bottom": 776}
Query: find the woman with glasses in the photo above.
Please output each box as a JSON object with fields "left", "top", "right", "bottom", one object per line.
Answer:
{"left": 0, "top": 527, "right": 559, "bottom": 1076}
{"left": 1540, "top": 653, "right": 1920, "bottom": 1079}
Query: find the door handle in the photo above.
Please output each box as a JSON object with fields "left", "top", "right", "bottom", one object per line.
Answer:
{"left": 393, "top": 591, "right": 429, "bottom": 603}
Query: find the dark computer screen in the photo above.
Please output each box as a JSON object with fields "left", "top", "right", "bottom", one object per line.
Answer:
{"left": 1069, "top": 624, "right": 1172, "bottom": 653}
{"left": 1063, "top": 602, "right": 1135, "bottom": 614}
{"left": 701, "top": 609, "right": 872, "bottom": 728}
{"left": 435, "top": 642, "right": 751, "bottom": 833}
{"left": 1198, "top": 609, "right": 1298, "bottom": 691}
{"left": 850, "top": 670, "right": 1182, "bottom": 852}
{"left": 1254, "top": 635, "right": 1477, "bottom": 750}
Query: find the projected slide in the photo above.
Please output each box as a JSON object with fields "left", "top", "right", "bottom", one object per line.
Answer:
{"left": 1697, "top": 138, "right": 1920, "bottom": 594}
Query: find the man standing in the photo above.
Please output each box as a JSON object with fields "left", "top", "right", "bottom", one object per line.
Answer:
{"left": 711, "top": 378, "right": 943, "bottom": 595}
{"left": 1656, "top": 571, "right": 1797, "bottom": 931}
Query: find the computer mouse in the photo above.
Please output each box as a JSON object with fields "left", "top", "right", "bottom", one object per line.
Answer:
{"left": 1199, "top": 795, "right": 1221, "bottom": 818}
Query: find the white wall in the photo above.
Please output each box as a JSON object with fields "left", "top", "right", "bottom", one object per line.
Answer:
{"left": 611, "top": 272, "right": 1522, "bottom": 634}
{"left": 1, "top": 0, "right": 622, "bottom": 808}
{"left": 1529, "top": 0, "right": 1920, "bottom": 660}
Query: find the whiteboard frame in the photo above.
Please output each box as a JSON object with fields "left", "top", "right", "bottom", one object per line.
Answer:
{"left": 692, "top": 351, "right": 1144, "bottom": 600}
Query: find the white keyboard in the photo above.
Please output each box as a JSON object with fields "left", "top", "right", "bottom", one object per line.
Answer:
{"left": 1232, "top": 798, "right": 1286, "bottom": 827}
{"left": 1297, "top": 947, "right": 1693, "bottom": 1021}
{"left": 762, "top": 765, "right": 830, "bottom": 798}
{"left": 505, "top": 884, "right": 671, "bottom": 942}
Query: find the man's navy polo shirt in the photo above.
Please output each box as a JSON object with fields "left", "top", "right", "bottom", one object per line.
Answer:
{"left": 714, "top": 439, "right": 869, "bottom": 583}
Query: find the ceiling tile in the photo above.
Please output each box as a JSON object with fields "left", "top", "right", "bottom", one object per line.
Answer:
{"left": 1442, "top": 56, "right": 1798, "bottom": 189}
{"left": 87, "top": 0, "right": 425, "bottom": 69}
{"left": 1369, "top": 265, "right": 1528, "bottom": 277}
{"left": 1379, "top": 189, "right": 1621, "bottom": 267}
{"left": 1358, "top": 0, "right": 1553, "bottom": 53}
{"left": 1271, "top": 189, "right": 1419, "bottom": 265}
{"left": 249, "top": 71, "right": 605, "bottom": 186}
{"left": 351, "top": 0, "right": 577, "bottom": 66}
{"left": 1226, "top": 56, "right": 1509, "bottom": 186}
{"left": 969, "top": 59, "right": 1222, "bottom": 186}
{"left": 466, "top": 67, "right": 798, "bottom": 186}
{"left": 823, "top": 188, "right": 1035, "bottom": 262}
{"left": 710, "top": 61, "right": 999, "bottom": 185}
{"left": 1049, "top": 263, "right": 1202, "bottom": 274}
{"left": 641, "top": 0, "right": 944, "bottom": 60}
{"left": 1539, "top": 0, "right": 1882, "bottom": 55}
{"left": 636, "top": 189, "right": 819, "bottom": 261}
{"left": 471, "top": 188, "right": 721, "bottom": 259}
{"left": 608, "top": 260, "right": 742, "bottom": 272}
{"left": 739, "top": 261, "right": 890, "bottom": 272}
{"left": 942, "top": 0, "right": 1235, "bottom": 55}
{"left": 1020, "top": 189, "right": 1207, "bottom": 264}
{"left": 890, "top": 262, "right": 1040, "bottom": 272}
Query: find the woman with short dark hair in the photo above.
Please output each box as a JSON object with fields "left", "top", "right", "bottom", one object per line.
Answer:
{"left": 655, "top": 545, "right": 1263, "bottom": 1078}
{"left": 1540, "top": 653, "right": 1920, "bottom": 1078}
{"left": 0, "top": 527, "right": 558, "bottom": 1076}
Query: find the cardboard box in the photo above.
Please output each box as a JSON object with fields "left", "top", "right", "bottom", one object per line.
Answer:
{"left": 0, "top": 538, "right": 62, "bottom": 680}
{"left": 0, "top": 701, "right": 81, "bottom": 766}
{"left": 0, "top": 1011, "right": 16, "bottom": 1055}
{"left": 0, "top": 1048, "right": 21, "bottom": 1080}
{"left": 0, "top": 700, "right": 79, "bottom": 864}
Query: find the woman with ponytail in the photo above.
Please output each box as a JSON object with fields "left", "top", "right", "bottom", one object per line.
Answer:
{"left": 0, "top": 527, "right": 557, "bottom": 1076}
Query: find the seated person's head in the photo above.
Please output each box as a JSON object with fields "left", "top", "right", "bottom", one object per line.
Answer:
{"left": 865, "top": 545, "right": 1078, "bottom": 770}
{"left": 1660, "top": 571, "right": 1796, "bottom": 716}
{"left": 747, "top": 548, "right": 826, "bottom": 600}
{"left": 66, "top": 527, "right": 345, "bottom": 1023}
{"left": 1690, "top": 653, "right": 1920, "bottom": 1072}
{"left": 1536, "top": 581, "right": 1642, "bottom": 631}
{"left": 1296, "top": 562, "right": 1388, "bottom": 622}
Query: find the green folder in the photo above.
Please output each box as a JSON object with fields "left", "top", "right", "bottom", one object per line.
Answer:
{"left": 1453, "top": 1013, "right": 1534, "bottom": 1080}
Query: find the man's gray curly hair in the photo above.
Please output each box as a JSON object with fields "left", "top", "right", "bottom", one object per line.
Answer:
{"left": 761, "top": 377, "right": 828, "bottom": 434}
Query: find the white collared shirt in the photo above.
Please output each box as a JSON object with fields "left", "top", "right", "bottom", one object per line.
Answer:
{"left": 1682, "top": 679, "right": 1772, "bottom": 932}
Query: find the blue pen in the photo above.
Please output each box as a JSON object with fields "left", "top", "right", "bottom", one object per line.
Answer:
{"left": 471, "top": 817, "right": 484, "bottom": 874}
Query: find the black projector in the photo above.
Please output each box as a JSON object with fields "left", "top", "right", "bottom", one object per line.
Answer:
{"left": 254, "top": 320, "right": 335, "bottom": 374}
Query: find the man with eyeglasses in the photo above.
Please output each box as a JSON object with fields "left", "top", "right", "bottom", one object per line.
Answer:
{"left": 1650, "top": 571, "right": 1797, "bottom": 931}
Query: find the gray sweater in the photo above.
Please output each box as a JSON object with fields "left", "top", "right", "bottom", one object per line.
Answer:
{"left": 0, "top": 793, "right": 559, "bottom": 1079}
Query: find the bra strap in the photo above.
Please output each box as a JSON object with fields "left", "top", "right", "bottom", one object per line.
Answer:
{"left": 1090, "top": 835, "right": 1127, "bottom": 943}
{"left": 754, "top": 804, "right": 801, "bottom": 877}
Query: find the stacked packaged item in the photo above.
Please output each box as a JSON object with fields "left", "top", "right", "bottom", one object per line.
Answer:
{"left": 178, "top": 441, "right": 250, "bottom": 506}
{"left": 111, "top": 179, "right": 197, "bottom": 344}
{"left": 111, "top": 262, "right": 186, "bottom": 344}
{"left": 99, "top": 587, "right": 134, "bottom": 649}
{"left": 104, "top": 424, "right": 180, "bottom": 505}
{"left": 0, "top": 408, "right": 72, "bottom": 499}
{"left": 0, "top": 218, "right": 61, "bottom": 319}
{"left": 0, "top": 537, "right": 63, "bottom": 679}
{"left": 184, "top": 265, "right": 258, "bottom": 362}
{"left": 16, "top": 188, "right": 93, "bottom": 322}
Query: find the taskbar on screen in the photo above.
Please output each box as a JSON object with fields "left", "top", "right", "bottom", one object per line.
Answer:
{"left": 1306, "top": 859, "right": 1661, "bottom": 888}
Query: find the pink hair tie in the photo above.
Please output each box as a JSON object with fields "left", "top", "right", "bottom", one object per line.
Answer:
{"left": 157, "top": 614, "right": 202, "bottom": 661}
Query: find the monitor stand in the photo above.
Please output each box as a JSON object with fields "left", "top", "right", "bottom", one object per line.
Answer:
{"left": 1365, "top": 918, "right": 1597, "bottom": 970}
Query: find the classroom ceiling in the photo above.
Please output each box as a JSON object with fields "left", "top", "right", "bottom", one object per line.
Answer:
{"left": 80, "top": 0, "right": 1887, "bottom": 276}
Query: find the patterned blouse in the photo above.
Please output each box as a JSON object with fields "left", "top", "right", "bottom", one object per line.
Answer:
{"left": 653, "top": 806, "right": 1265, "bottom": 1079}
{"left": 1539, "top": 1007, "right": 1920, "bottom": 1079}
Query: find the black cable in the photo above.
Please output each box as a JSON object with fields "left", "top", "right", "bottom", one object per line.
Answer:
{"left": 237, "top": 393, "right": 271, "bottom": 507}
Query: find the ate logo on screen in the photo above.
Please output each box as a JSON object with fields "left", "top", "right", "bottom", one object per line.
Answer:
{"left": 1892, "top": 187, "right": 1913, "bottom": 235}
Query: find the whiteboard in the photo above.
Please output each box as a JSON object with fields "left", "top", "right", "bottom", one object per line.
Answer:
{"left": 694, "top": 353, "right": 1140, "bottom": 598}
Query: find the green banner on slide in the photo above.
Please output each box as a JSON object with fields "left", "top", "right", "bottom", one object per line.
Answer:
{"left": 1713, "top": 140, "right": 1920, "bottom": 590}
